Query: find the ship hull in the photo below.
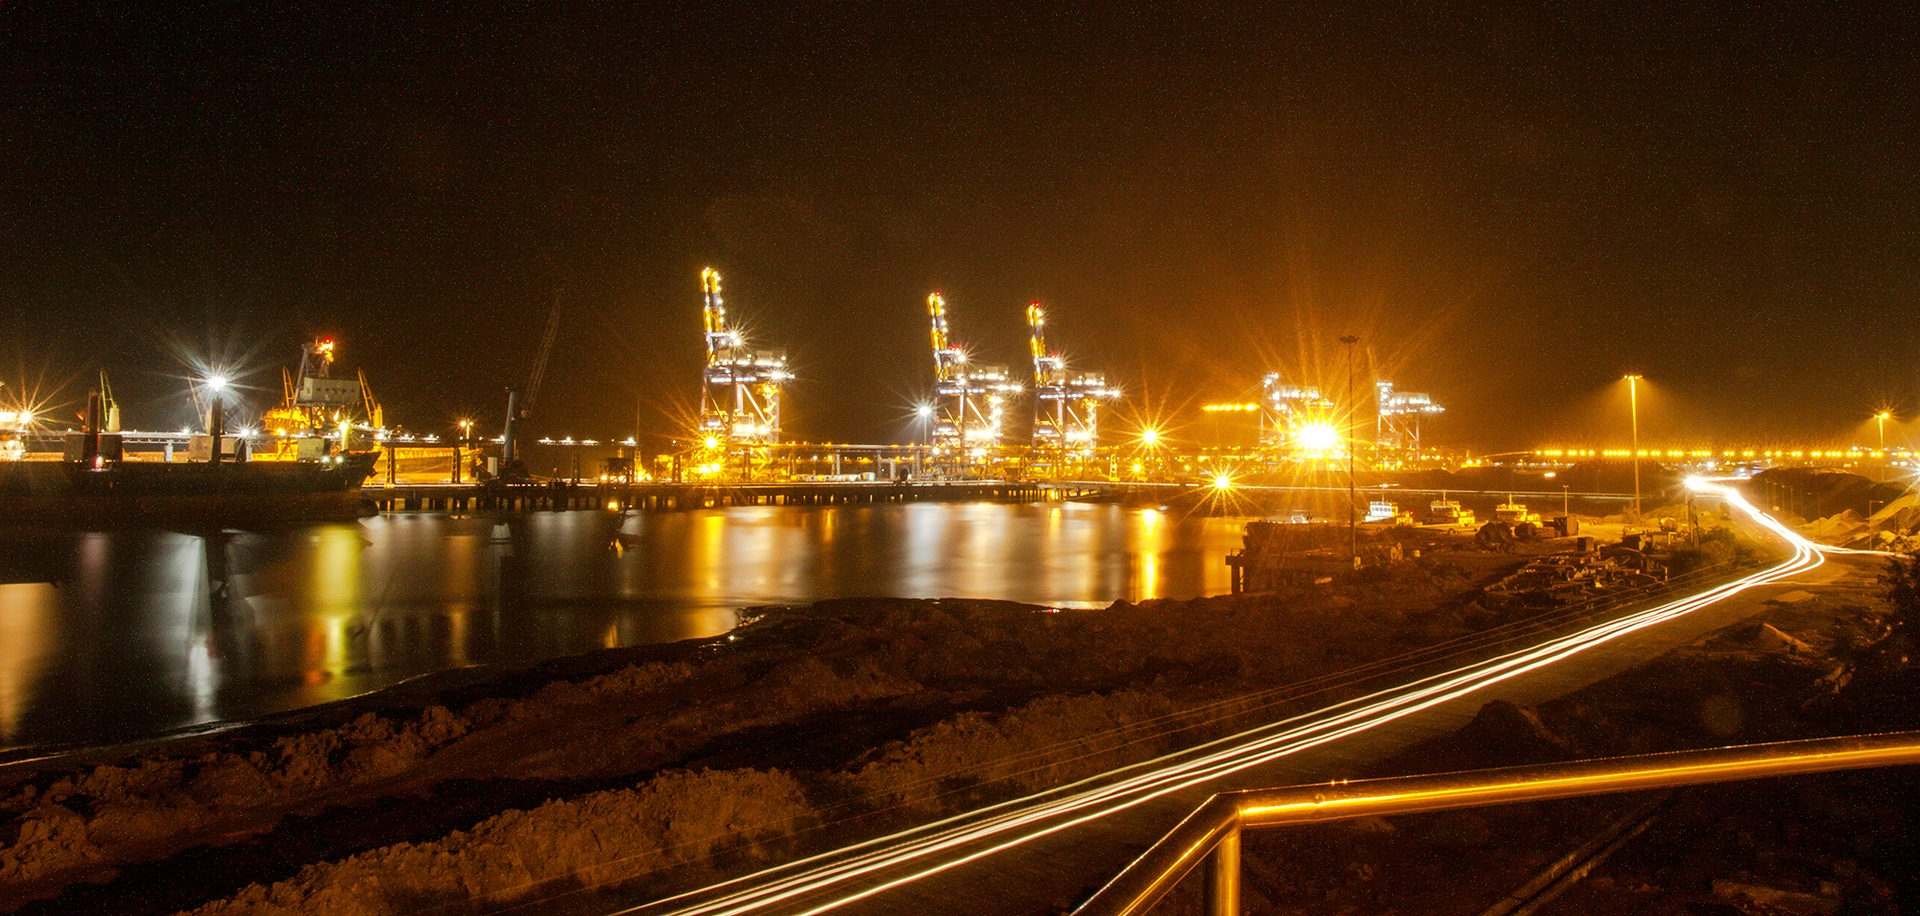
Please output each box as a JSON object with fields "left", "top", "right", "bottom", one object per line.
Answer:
{"left": 0, "top": 455, "right": 378, "bottom": 528}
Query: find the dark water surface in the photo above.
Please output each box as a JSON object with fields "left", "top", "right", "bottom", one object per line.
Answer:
{"left": 0, "top": 502, "right": 1249, "bottom": 751}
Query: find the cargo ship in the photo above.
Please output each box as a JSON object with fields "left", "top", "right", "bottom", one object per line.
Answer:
{"left": 0, "top": 453, "right": 378, "bottom": 527}
{"left": 0, "top": 339, "right": 385, "bottom": 528}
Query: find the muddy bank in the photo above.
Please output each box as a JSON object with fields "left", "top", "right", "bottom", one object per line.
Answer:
{"left": 3, "top": 556, "right": 1518, "bottom": 914}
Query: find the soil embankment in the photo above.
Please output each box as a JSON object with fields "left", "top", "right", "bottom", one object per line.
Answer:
{"left": 1151, "top": 554, "right": 1918, "bottom": 914}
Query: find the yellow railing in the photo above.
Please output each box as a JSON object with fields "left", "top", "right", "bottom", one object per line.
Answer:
{"left": 1072, "top": 731, "right": 1920, "bottom": 916}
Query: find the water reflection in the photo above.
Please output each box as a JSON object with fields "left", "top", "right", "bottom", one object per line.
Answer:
{"left": 0, "top": 503, "right": 1248, "bottom": 751}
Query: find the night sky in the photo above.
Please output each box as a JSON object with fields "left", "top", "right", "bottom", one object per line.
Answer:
{"left": 3, "top": 2, "right": 1916, "bottom": 451}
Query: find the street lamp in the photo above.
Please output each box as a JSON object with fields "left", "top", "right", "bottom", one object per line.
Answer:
{"left": 1876, "top": 410, "right": 1891, "bottom": 482}
{"left": 1624, "top": 374, "right": 1642, "bottom": 520}
{"left": 203, "top": 374, "right": 231, "bottom": 465}
{"left": 915, "top": 403, "right": 935, "bottom": 477}
{"left": 454, "top": 418, "right": 474, "bottom": 483}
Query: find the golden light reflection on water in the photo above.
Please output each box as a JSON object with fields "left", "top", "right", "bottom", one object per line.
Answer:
{"left": 1, "top": 504, "right": 1252, "bottom": 750}
{"left": 1134, "top": 508, "right": 1163, "bottom": 601}
{"left": 0, "top": 583, "right": 53, "bottom": 744}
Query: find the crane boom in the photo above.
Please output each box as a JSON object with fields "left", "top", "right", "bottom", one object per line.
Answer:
{"left": 702, "top": 267, "right": 731, "bottom": 363}
{"left": 1026, "top": 303, "right": 1053, "bottom": 387}
{"left": 523, "top": 285, "right": 563, "bottom": 412}
{"left": 928, "top": 291, "right": 954, "bottom": 381}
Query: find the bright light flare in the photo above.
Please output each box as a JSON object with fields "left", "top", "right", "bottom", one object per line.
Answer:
{"left": 1210, "top": 472, "right": 1233, "bottom": 490}
{"left": 1292, "top": 419, "right": 1340, "bottom": 452}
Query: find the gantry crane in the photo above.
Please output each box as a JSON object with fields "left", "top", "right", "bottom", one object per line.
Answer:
{"left": 927, "top": 291, "right": 1020, "bottom": 465}
{"left": 1026, "top": 303, "right": 1118, "bottom": 464}
{"left": 699, "top": 268, "right": 791, "bottom": 453}
{"left": 1258, "top": 372, "right": 1337, "bottom": 455}
{"left": 1375, "top": 380, "right": 1444, "bottom": 452}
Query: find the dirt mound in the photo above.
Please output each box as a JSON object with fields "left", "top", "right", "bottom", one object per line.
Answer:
{"left": 184, "top": 768, "right": 812, "bottom": 915}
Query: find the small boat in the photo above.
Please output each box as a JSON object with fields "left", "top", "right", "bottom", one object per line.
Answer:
{"left": 1365, "top": 499, "right": 1413, "bottom": 524}
{"left": 1424, "top": 499, "right": 1476, "bottom": 527}
{"left": 1494, "top": 497, "right": 1541, "bottom": 526}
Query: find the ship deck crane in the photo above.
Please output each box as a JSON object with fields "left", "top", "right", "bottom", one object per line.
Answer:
{"left": 261, "top": 337, "right": 382, "bottom": 457}
{"left": 97, "top": 369, "right": 120, "bottom": 433}
{"left": 500, "top": 285, "right": 563, "bottom": 477}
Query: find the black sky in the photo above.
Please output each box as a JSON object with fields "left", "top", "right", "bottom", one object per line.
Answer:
{"left": 3, "top": 1, "right": 1916, "bottom": 451}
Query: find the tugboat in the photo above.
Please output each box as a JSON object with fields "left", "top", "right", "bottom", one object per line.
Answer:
{"left": 1424, "top": 497, "right": 1477, "bottom": 528}
{"left": 1365, "top": 498, "right": 1414, "bottom": 525}
{"left": 1494, "top": 496, "right": 1542, "bottom": 527}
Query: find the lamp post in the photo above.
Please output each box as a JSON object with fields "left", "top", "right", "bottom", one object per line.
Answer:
{"left": 455, "top": 418, "right": 473, "bottom": 483}
{"left": 1624, "top": 374, "right": 1642, "bottom": 520}
{"left": 203, "top": 375, "right": 230, "bottom": 465}
{"left": 1877, "top": 411, "right": 1891, "bottom": 482}
{"left": 916, "top": 403, "right": 935, "bottom": 478}
{"left": 1340, "top": 335, "right": 1360, "bottom": 565}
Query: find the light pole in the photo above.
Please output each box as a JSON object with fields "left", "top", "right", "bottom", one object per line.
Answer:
{"left": 203, "top": 374, "right": 230, "bottom": 466}
{"left": 916, "top": 403, "right": 935, "bottom": 478}
{"left": 1624, "top": 374, "right": 1642, "bottom": 520}
{"left": 455, "top": 418, "right": 473, "bottom": 483}
{"left": 1340, "top": 335, "right": 1360, "bottom": 565}
{"left": 1877, "top": 410, "right": 1891, "bottom": 482}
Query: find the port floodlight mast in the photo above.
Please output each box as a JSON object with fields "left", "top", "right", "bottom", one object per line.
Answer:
{"left": 699, "top": 268, "right": 791, "bottom": 477}
{"left": 1026, "top": 303, "right": 1119, "bottom": 478}
{"left": 927, "top": 291, "right": 1020, "bottom": 477}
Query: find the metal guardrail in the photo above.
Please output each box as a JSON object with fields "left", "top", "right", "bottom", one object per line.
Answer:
{"left": 1072, "top": 731, "right": 1920, "bottom": 916}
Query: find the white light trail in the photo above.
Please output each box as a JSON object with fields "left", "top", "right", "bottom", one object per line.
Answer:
{"left": 631, "top": 484, "right": 1875, "bottom": 916}
{"left": 1685, "top": 477, "right": 1897, "bottom": 558}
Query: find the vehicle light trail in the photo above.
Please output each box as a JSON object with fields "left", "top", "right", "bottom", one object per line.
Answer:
{"left": 628, "top": 485, "right": 1860, "bottom": 916}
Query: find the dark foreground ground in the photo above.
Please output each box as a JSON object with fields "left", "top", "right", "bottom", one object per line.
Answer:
{"left": 1149, "top": 560, "right": 1919, "bottom": 915}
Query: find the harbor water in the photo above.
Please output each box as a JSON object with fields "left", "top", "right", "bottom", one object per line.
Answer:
{"left": 0, "top": 502, "right": 1249, "bottom": 752}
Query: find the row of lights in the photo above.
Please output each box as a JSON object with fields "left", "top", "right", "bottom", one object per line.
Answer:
{"left": 1537, "top": 447, "right": 1910, "bottom": 459}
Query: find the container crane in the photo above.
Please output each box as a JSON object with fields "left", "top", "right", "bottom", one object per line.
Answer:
{"left": 1026, "top": 303, "right": 1118, "bottom": 465}
{"left": 698, "top": 267, "right": 791, "bottom": 455}
{"left": 927, "top": 292, "right": 1021, "bottom": 467}
{"left": 1259, "top": 372, "right": 1337, "bottom": 456}
{"left": 1376, "top": 380, "right": 1444, "bottom": 452}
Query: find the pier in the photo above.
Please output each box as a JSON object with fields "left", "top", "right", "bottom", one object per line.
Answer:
{"left": 363, "top": 479, "right": 1105, "bottom": 513}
